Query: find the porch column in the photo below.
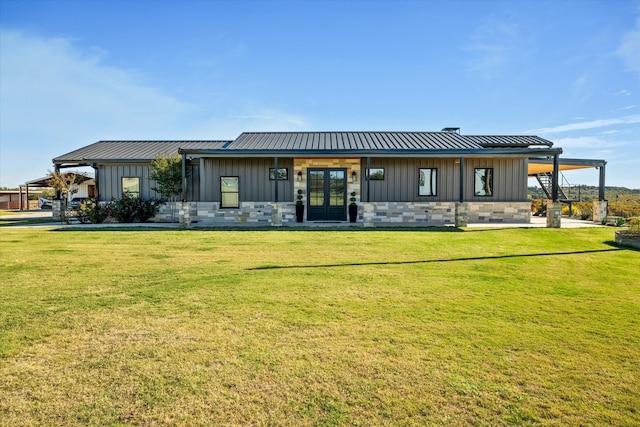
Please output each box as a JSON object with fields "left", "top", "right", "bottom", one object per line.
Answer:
{"left": 366, "top": 156, "right": 371, "bottom": 202}
{"left": 458, "top": 157, "right": 465, "bottom": 203}
{"left": 455, "top": 202, "right": 468, "bottom": 227}
{"left": 19, "top": 186, "right": 24, "bottom": 210}
{"left": 552, "top": 154, "right": 559, "bottom": 203}
{"left": 274, "top": 157, "right": 279, "bottom": 203}
{"left": 546, "top": 200, "right": 562, "bottom": 228}
{"left": 181, "top": 153, "right": 187, "bottom": 201}
{"left": 25, "top": 184, "right": 30, "bottom": 211}
{"left": 593, "top": 200, "right": 608, "bottom": 224}
{"left": 598, "top": 164, "right": 606, "bottom": 201}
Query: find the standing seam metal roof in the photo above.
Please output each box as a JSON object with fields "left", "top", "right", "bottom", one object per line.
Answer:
{"left": 228, "top": 132, "right": 483, "bottom": 151}
{"left": 53, "top": 133, "right": 557, "bottom": 164}
{"left": 53, "top": 141, "right": 230, "bottom": 163}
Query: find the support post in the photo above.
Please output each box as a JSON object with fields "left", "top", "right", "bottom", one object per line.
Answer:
{"left": 274, "top": 157, "right": 279, "bottom": 203}
{"left": 455, "top": 202, "right": 468, "bottom": 227}
{"left": 19, "top": 186, "right": 24, "bottom": 210}
{"left": 546, "top": 200, "right": 562, "bottom": 228}
{"left": 25, "top": 185, "right": 29, "bottom": 210}
{"left": 598, "top": 164, "right": 606, "bottom": 202}
{"left": 552, "top": 154, "right": 559, "bottom": 203}
{"left": 366, "top": 156, "right": 371, "bottom": 202}
{"left": 181, "top": 153, "right": 187, "bottom": 202}
{"left": 459, "top": 157, "right": 465, "bottom": 203}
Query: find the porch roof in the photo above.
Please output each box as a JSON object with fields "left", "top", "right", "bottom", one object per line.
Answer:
{"left": 53, "top": 140, "right": 230, "bottom": 166}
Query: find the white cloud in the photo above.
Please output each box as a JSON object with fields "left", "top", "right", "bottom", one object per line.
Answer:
{"left": 531, "top": 115, "right": 640, "bottom": 134}
{"left": 616, "top": 16, "right": 640, "bottom": 75}
{"left": 0, "top": 29, "right": 309, "bottom": 186}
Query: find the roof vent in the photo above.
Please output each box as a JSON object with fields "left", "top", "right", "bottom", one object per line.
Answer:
{"left": 441, "top": 127, "right": 460, "bottom": 134}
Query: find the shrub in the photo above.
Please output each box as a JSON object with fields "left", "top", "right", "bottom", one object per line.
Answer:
{"left": 628, "top": 217, "right": 640, "bottom": 235}
{"left": 76, "top": 198, "right": 109, "bottom": 224}
{"left": 108, "top": 193, "right": 162, "bottom": 223}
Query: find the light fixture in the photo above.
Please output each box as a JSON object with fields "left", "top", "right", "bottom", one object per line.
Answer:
{"left": 351, "top": 171, "right": 357, "bottom": 182}
{"left": 297, "top": 171, "right": 303, "bottom": 182}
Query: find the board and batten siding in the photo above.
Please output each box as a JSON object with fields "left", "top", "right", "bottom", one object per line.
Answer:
{"left": 97, "top": 162, "right": 200, "bottom": 201}
{"left": 361, "top": 157, "right": 527, "bottom": 202}
{"left": 200, "top": 158, "right": 294, "bottom": 203}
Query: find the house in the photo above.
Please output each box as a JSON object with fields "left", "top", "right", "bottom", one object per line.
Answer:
{"left": 51, "top": 130, "right": 607, "bottom": 227}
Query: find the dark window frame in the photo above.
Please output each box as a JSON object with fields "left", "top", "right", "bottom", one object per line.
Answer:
{"left": 418, "top": 168, "right": 437, "bottom": 196}
{"left": 367, "top": 168, "right": 385, "bottom": 181}
{"left": 269, "top": 168, "right": 289, "bottom": 181}
{"left": 122, "top": 176, "right": 140, "bottom": 198}
{"left": 474, "top": 168, "right": 494, "bottom": 197}
{"left": 220, "top": 176, "right": 239, "bottom": 208}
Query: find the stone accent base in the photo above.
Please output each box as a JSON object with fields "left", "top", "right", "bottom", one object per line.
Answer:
{"left": 593, "top": 201, "right": 608, "bottom": 224}
{"left": 546, "top": 201, "right": 562, "bottom": 228}
{"left": 150, "top": 201, "right": 533, "bottom": 227}
{"left": 455, "top": 203, "right": 468, "bottom": 227}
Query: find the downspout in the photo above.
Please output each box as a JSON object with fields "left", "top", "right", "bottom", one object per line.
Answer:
{"left": 459, "top": 157, "right": 465, "bottom": 203}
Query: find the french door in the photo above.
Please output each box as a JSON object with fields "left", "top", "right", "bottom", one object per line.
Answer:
{"left": 307, "top": 169, "right": 347, "bottom": 221}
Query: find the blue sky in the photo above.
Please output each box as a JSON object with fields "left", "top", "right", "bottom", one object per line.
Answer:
{"left": 1, "top": 0, "right": 639, "bottom": 188}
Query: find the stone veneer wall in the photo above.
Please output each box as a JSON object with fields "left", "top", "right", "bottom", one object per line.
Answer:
{"left": 467, "top": 202, "right": 531, "bottom": 223}
{"left": 163, "top": 201, "right": 531, "bottom": 226}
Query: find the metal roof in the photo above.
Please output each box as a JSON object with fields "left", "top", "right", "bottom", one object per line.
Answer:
{"left": 467, "top": 135, "right": 554, "bottom": 147}
{"left": 228, "top": 132, "right": 483, "bottom": 151}
{"left": 53, "top": 133, "right": 562, "bottom": 165}
{"left": 53, "top": 140, "right": 230, "bottom": 164}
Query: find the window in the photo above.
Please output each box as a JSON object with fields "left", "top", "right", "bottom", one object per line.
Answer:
{"left": 221, "top": 176, "right": 239, "bottom": 208}
{"left": 122, "top": 177, "right": 140, "bottom": 197}
{"left": 367, "top": 168, "right": 385, "bottom": 180}
{"left": 474, "top": 168, "right": 493, "bottom": 196}
{"left": 418, "top": 168, "right": 437, "bottom": 196}
{"left": 269, "top": 168, "right": 289, "bottom": 180}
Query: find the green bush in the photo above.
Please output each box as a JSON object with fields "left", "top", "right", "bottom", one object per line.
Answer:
{"left": 628, "top": 217, "right": 640, "bottom": 235}
{"left": 107, "top": 193, "right": 162, "bottom": 223}
{"left": 76, "top": 198, "right": 109, "bottom": 224}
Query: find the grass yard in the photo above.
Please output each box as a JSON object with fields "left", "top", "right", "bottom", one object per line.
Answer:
{"left": 0, "top": 227, "right": 638, "bottom": 426}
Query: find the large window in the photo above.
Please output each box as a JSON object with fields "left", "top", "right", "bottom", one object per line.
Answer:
{"left": 221, "top": 177, "right": 239, "bottom": 208}
{"left": 122, "top": 177, "right": 140, "bottom": 197}
{"left": 418, "top": 168, "right": 437, "bottom": 196}
{"left": 269, "top": 168, "right": 288, "bottom": 180}
{"left": 474, "top": 168, "right": 493, "bottom": 196}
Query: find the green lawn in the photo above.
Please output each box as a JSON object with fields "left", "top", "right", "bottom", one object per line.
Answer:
{"left": 0, "top": 227, "right": 638, "bottom": 426}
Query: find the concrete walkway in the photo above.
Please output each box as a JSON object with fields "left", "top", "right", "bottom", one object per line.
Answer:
{"left": 1, "top": 209, "right": 605, "bottom": 229}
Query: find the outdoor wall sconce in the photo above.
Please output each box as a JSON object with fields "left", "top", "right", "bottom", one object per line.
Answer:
{"left": 351, "top": 171, "right": 357, "bottom": 182}
{"left": 297, "top": 171, "right": 303, "bottom": 181}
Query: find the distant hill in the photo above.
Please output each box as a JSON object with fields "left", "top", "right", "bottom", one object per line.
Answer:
{"left": 528, "top": 186, "right": 640, "bottom": 202}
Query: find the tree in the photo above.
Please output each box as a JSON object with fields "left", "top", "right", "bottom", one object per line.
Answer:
{"left": 149, "top": 152, "right": 186, "bottom": 222}
{"left": 47, "top": 171, "right": 86, "bottom": 204}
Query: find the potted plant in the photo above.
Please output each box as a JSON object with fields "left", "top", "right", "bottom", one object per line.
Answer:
{"left": 295, "top": 189, "right": 304, "bottom": 223}
{"left": 349, "top": 191, "right": 358, "bottom": 223}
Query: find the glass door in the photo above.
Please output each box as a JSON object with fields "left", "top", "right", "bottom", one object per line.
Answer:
{"left": 307, "top": 169, "right": 347, "bottom": 221}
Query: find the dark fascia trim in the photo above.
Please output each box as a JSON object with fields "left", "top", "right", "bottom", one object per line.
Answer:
{"left": 178, "top": 147, "right": 563, "bottom": 158}
{"left": 528, "top": 157, "right": 606, "bottom": 167}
